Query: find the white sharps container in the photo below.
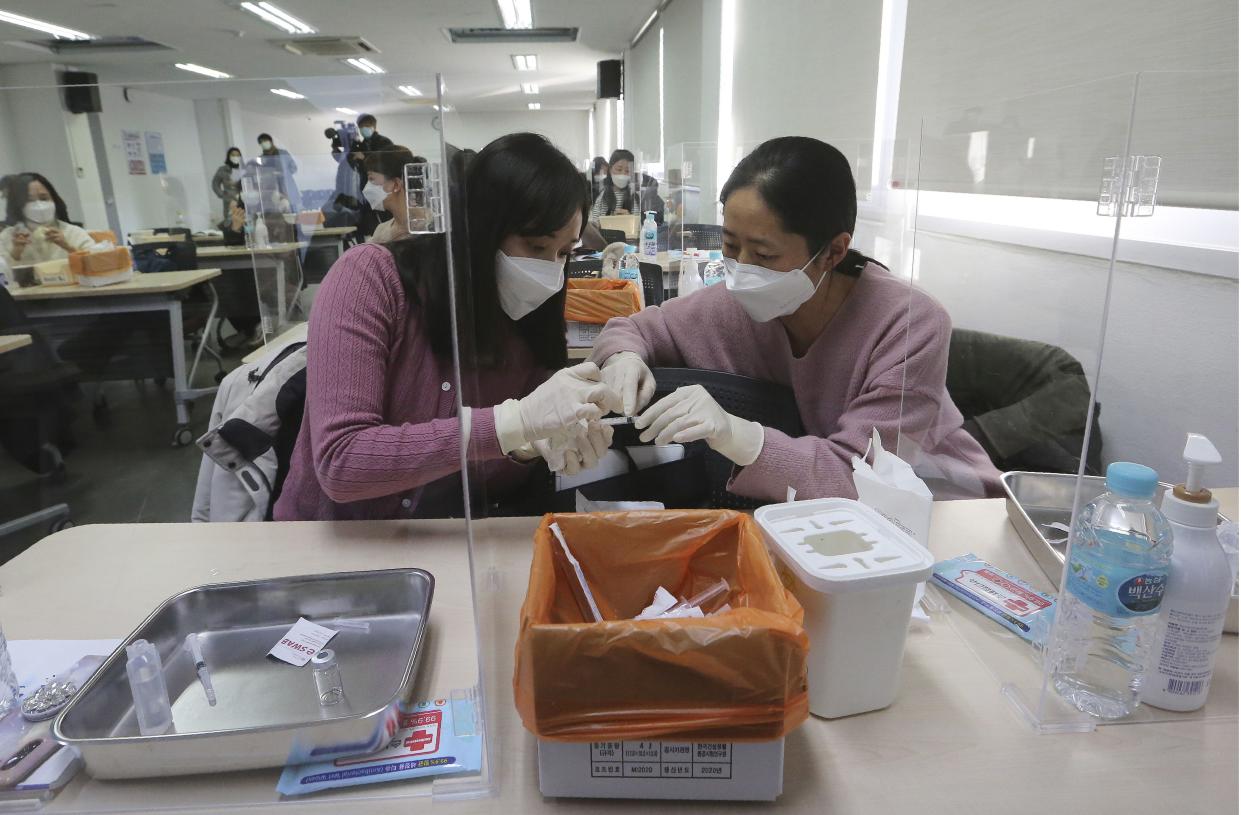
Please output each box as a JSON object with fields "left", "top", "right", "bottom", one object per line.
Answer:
{"left": 755, "top": 498, "right": 934, "bottom": 718}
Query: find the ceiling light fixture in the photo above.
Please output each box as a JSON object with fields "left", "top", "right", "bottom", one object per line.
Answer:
{"left": 335, "top": 107, "right": 358, "bottom": 115}
{"left": 520, "top": 82, "right": 539, "bottom": 94}
{"left": 174, "top": 62, "right": 231, "bottom": 79}
{"left": 240, "top": 2, "right": 315, "bottom": 35}
{"left": 270, "top": 88, "right": 305, "bottom": 99}
{"left": 0, "top": 9, "right": 93, "bottom": 40}
{"left": 495, "top": 0, "right": 532, "bottom": 30}
{"left": 527, "top": 102, "right": 541, "bottom": 110}
{"left": 511, "top": 54, "right": 538, "bottom": 71}
{"left": 343, "top": 57, "right": 384, "bottom": 74}
{"left": 397, "top": 85, "right": 423, "bottom": 97}
{"left": 631, "top": 9, "right": 658, "bottom": 47}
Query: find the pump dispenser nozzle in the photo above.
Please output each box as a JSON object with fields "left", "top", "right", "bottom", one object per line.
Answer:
{"left": 1175, "top": 433, "right": 1222, "bottom": 503}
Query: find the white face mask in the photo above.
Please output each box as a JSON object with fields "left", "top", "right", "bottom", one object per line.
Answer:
{"left": 23, "top": 200, "right": 56, "bottom": 225}
{"left": 495, "top": 250, "right": 564, "bottom": 320}
{"left": 723, "top": 245, "right": 828, "bottom": 323}
{"left": 611, "top": 173, "right": 630, "bottom": 188}
{"left": 259, "top": 141, "right": 273, "bottom": 151}
{"left": 228, "top": 155, "right": 241, "bottom": 166}
{"left": 362, "top": 181, "right": 392, "bottom": 212}
{"left": 594, "top": 173, "right": 607, "bottom": 182}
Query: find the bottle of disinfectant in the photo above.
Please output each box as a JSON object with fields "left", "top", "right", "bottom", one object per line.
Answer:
{"left": 1142, "top": 434, "right": 1231, "bottom": 711}
{"left": 640, "top": 211, "right": 658, "bottom": 259}
{"left": 1051, "top": 462, "right": 1173, "bottom": 719}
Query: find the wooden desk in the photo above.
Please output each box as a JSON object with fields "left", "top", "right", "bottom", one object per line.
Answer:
{"left": 0, "top": 333, "right": 32, "bottom": 355}
{"left": 1, "top": 494, "right": 1234, "bottom": 812}
{"left": 194, "top": 243, "right": 308, "bottom": 260}
{"left": 11, "top": 270, "right": 222, "bottom": 445}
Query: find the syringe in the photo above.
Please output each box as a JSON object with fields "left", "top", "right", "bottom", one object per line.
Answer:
{"left": 184, "top": 633, "right": 217, "bottom": 706}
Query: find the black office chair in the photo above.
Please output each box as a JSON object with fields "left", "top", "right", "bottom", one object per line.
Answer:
{"left": 599, "top": 228, "right": 627, "bottom": 245}
{"left": 637, "top": 262, "right": 664, "bottom": 306}
{"left": 567, "top": 259, "right": 602, "bottom": 278}
{"left": 678, "top": 223, "right": 723, "bottom": 250}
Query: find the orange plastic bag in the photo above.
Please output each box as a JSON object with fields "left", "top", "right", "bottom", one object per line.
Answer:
{"left": 564, "top": 278, "right": 642, "bottom": 325}
{"left": 514, "top": 510, "right": 809, "bottom": 742}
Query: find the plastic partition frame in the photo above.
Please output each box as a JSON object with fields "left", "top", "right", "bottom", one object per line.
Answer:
{"left": 904, "top": 71, "right": 1239, "bottom": 733}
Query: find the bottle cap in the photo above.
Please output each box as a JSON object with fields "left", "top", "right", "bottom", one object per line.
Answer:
{"left": 1105, "top": 461, "right": 1159, "bottom": 499}
{"left": 708, "top": 250, "right": 722, "bottom": 260}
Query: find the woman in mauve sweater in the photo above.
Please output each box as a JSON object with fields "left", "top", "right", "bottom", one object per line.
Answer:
{"left": 592, "top": 137, "right": 1001, "bottom": 502}
{"left": 275, "top": 134, "right": 619, "bottom": 521}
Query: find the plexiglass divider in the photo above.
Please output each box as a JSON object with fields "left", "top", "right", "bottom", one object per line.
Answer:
{"left": 0, "top": 69, "right": 502, "bottom": 809}
{"left": 904, "top": 72, "right": 1238, "bottom": 733}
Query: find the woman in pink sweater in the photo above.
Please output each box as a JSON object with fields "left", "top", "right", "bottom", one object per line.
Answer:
{"left": 592, "top": 137, "right": 1001, "bottom": 502}
{"left": 275, "top": 134, "right": 619, "bottom": 520}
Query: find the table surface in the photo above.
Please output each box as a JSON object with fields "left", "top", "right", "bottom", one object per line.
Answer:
{"left": 8, "top": 269, "right": 222, "bottom": 301}
{"left": 305, "top": 226, "right": 356, "bottom": 238}
{"left": 2, "top": 493, "right": 1234, "bottom": 813}
{"left": 0, "top": 333, "right": 32, "bottom": 354}
{"left": 242, "top": 321, "right": 308, "bottom": 364}
{"left": 196, "top": 243, "right": 308, "bottom": 258}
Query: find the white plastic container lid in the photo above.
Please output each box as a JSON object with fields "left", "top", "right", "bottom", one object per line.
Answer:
{"left": 755, "top": 498, "right": 933, "bottom": 594}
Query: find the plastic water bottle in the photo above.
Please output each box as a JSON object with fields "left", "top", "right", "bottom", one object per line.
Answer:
{"left": 620, "top": 247, "right": 644, "bottom": 308}
{"left": 639, "top": 210, "right": 658, "bottom": 259}
{"left": 0, "top": 623, "right": 19, "bottom": 718}
{"left": 1050, "top": 462, "right": 1173, "bottom": 719}
{"left": 253, "top": 217, "right": 270, "bottom": 249}
{"left": 702, "top": 250, "right": 725, "bottom": 286}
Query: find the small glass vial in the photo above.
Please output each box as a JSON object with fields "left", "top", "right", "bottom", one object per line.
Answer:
{"left": 311, "top": 649, "right": 343, "bottom": 706}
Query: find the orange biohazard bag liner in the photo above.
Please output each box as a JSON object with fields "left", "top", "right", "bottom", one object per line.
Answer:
{"left": 514, "top": 510, "right": 809, "bottom": 742}
{"left": 564, "top": 278, "right": 642, "bottom": 325}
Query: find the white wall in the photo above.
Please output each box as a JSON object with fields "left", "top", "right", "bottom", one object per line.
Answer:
{"left": 0, "top": 89, "right": 20, "bottom": 181}
{"left": 0, "top": 64, "right": 86, "bottom": 222}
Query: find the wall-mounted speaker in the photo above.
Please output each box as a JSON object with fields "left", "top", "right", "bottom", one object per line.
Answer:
{"left": 62, "top": 71, "right": 102, "bottom": 114}
{"left": 597, "top": 59, "right": 622, "bottom": 99}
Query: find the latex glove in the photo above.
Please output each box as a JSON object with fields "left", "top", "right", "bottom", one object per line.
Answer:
{"left": 635, "top": 384, "right": 764, "bottom": 466}
{"left": 493, "top": 362, "right": 621, "bottom": 454}
{"left": 601, "top": 351, "right": 656, "bottom": 416}
{"left": 533, "top": 420, "right": 614, "bottom": 475}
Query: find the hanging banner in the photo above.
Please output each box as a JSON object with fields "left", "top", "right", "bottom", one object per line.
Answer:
{"left": 122, "top": 130, "right": 147, "bottom": 175}
{"left": 144, "top": 131, "right": 167, "bottom": 175}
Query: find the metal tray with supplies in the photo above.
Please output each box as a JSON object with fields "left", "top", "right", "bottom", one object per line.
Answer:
{"left": 1001, "top": 471, "right": 1236, "bottom": 632}
{"left": 53, "top": 568, "right": 433, "bottom": 779}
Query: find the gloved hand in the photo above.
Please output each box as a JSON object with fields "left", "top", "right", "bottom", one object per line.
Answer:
{"left": 634, "top": 384, "right": 765, "bottom": 466}
{"left": 533, "top": 420, "right": 614, "bottom": 475}
{"left": 494, "top": 362, "right": 621, "bottom": 454}
{"left": 601, "top": 351, "right": 656, "bottom": 416}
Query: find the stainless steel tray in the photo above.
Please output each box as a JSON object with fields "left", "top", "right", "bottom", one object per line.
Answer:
{"left": 54, "top": 568, "right": 433, "bottom": 779}
{"left": 1002, "top": 471, "right": 1236, "bottom": 631}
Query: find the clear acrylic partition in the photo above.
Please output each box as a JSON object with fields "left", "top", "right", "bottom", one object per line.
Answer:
{"left": 0, "top": 70, "right": 498, "bottom": 809}
{"left": 906, "top": 72, "right": 1239, "bottom": 733}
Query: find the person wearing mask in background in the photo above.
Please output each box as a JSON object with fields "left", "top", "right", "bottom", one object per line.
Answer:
{"left": 211, "top": 147, "right": 243, "bottom": 221}
{"left": 217, "top": 197, "right": 247, "bottom": 246}
{"left": 1, "top": 173, "right": 95, "bottom": 264}
{"left": 361, "top": 146, "right": 427, "bottom": 244}
{"left": 588, "top": 156, "right": 608, "bottom": 203}
{"left": 591, "top": 136, "right": 1001, "bottom": 502}
{"left": 589, "top": 149, "right": 664, "bottom": 227}
{"left": 349, "top": 114, "right": 396, "bottom": 240}
{"left": 250, "top": 133, "right": 300, "bottom": 217}
{"left": 274, "top": 132, "right": 620, "bottom": 521}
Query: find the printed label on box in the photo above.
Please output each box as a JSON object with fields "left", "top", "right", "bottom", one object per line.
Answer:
{"left": 586, "top": 740, "right": 734, "bottom": 781}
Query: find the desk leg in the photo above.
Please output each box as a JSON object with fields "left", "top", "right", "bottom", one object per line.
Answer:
{"left": 168, "top": 298, "right": 193, "bottom": 445}
{"left": 187, "top": 283, "right": 219, "bottom": 389}
{"left": 274, "top": 258, "right": 287, "bottom": 335}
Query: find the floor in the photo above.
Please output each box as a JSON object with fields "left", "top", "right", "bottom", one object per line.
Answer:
{"left": 0, "top": 350, "right": 244, "bottom": 564}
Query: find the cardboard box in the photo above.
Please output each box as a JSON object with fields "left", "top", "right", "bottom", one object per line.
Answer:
{"left": 34, "top": 259, "right": 73, "bottom": 286}
{"left": 537, "top": 738, "right": 784, "bottom": 801}
{"left": 566, "top": 321, "right": 603, "bottom": 348}
{"left": 599, "top": 214, "right": 639, "bottom": 238}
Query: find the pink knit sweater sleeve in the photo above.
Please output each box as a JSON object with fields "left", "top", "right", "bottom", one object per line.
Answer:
{"left": 305, "top": 245, "right": 503, "bottom": 504}
{"left": 731, "top": 298, "right": 955, "bottom": 502}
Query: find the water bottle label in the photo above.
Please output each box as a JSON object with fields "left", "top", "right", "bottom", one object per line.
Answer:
{"left": 1065, "top": 552, "right": 1167, "bottom": 617}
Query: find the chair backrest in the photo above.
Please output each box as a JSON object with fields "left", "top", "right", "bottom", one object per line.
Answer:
{"left": 678, "top": 223, "right": 723, "bottom": 250}
{"left": 637, "top": 262, "right": 664, "bottom": 306}
{"left": 567, "top": 259, "right": 602, "bottom": 278}
{"left": 598, "top": 228, "right": 627, "bottom": 245}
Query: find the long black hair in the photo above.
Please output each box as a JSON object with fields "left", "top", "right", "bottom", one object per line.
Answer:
{"left": 388, "top": 133, "right": 588, "bottom": 371}
{"left": 720, "top": 137, "right": 860, "bottom": 275}
{"left": 5, "top": 172, "right": 71, "bottom": 225}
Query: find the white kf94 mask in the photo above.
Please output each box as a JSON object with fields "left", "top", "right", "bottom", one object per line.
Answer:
{"left": 723, "top": 244, "right": 828, "bottom": 322}
{"left": 495, "top": 251, "right": 564, "bottom": 320}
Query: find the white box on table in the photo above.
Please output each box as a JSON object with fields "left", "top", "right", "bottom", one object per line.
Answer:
{"left": 565, "top": 321, "right": 603, "bottom": 348}
{"left": 536, "top": 738, "right": 784, "bottom": 801}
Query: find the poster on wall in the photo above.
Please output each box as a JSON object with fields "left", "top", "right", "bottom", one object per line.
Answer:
{"left": 145, "top": 131, "right": 167, "bottom": 175}
{"left": 122, "top": 130, "right": 147, "bottom": 175}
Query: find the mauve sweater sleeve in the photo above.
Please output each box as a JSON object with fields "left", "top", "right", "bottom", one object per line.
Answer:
{"left": 589, "top": 296, "right": 697, "bottom": 368}
{"left": 306, "top": 246, "right": 504, "bottom": 503}
{"left": 730, "top": 298, "right": 956, "bottom": 502}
